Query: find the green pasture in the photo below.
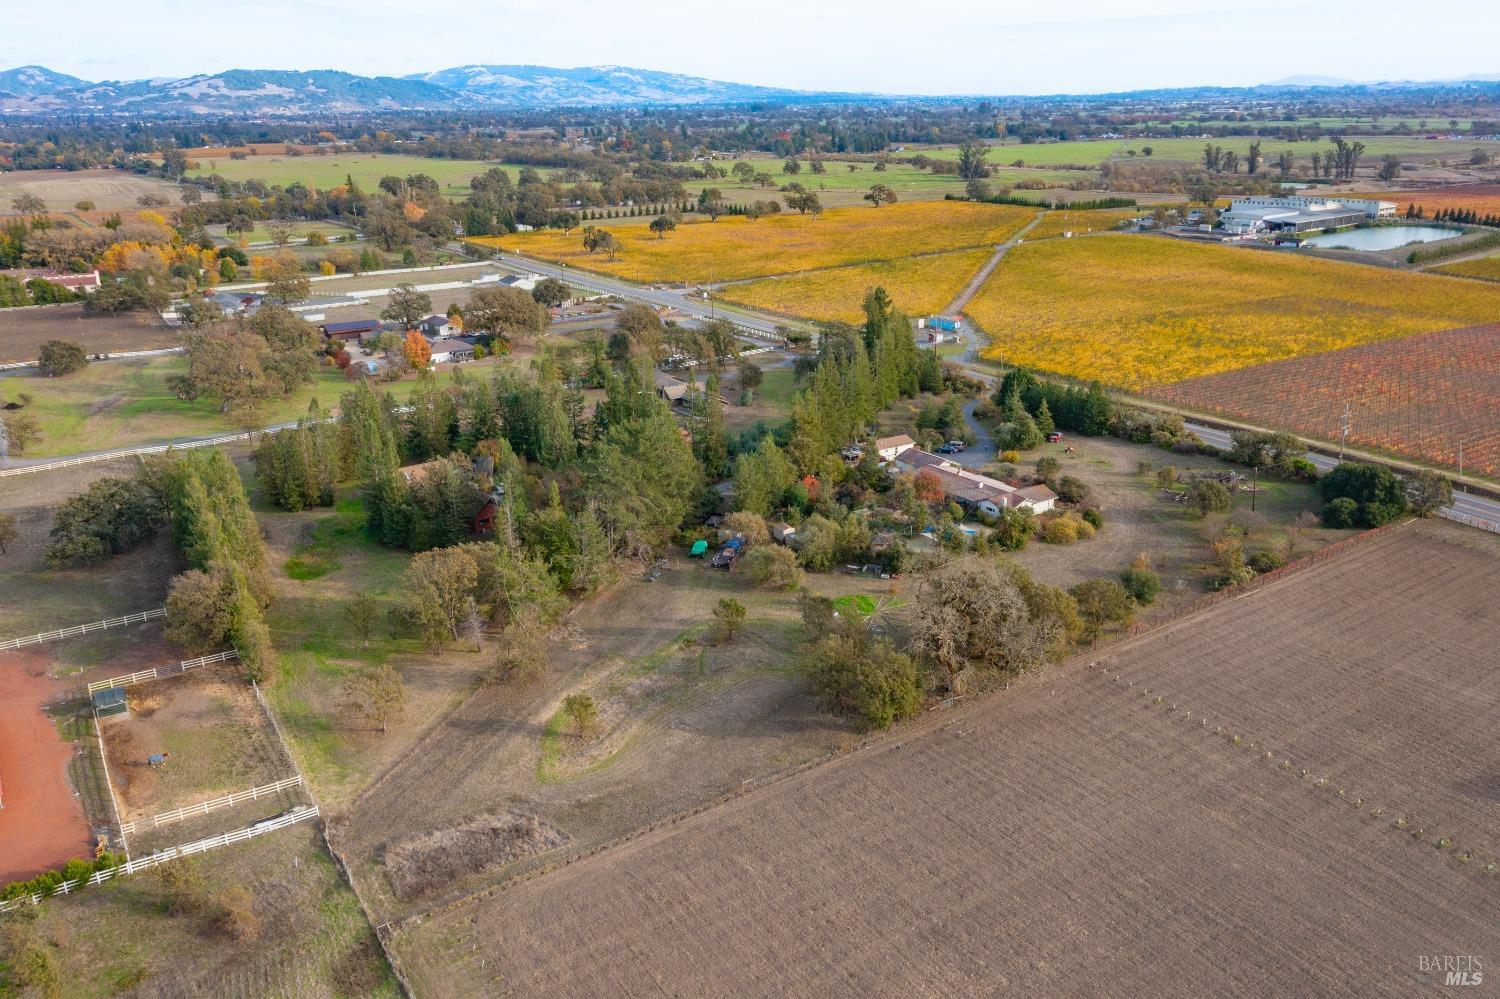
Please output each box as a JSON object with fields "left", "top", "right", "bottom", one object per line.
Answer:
{"left": 0, "top": 356, "right": 496, "bottom": 457}
{"left": 185, "top": 152, "right": 518, "bottom": 198}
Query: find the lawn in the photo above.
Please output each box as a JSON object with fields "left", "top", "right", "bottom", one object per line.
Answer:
{"left": 968, "top": 234, "right": 1500, "bottom": 388}
{"left": 0, "top": 357, "right": 491, "bottom": 457}
{"left": 468, "top": 201, "right": 1037, "bottom": 285}
{"left": 719, "top": 247, "right": 996, "bottom": 323}
{"left": 185, "top": 152, "right": 515, "bottom": 198}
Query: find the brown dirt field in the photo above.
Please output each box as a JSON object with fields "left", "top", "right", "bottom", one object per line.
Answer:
{"left": 334, "top": 556, "right": 864, "bottom": 921}
{"left": 100, "top": 663, "right": 295, "bottom": 822}
{"left": 0, "top": 648, "right": 94, "bottom": 883}
{"left": 0, "top": 169, "right": 185, "bottom": 216}
{"left": 0, "top": 302, "right": 176, "bottom": 364}
{"left": 395, "top": 520, "right": 1500, "bottom": 997}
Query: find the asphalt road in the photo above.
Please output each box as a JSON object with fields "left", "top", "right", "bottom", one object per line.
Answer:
{"left": 488, "top": 253, "right": 791, "bottom": 340}
{"left": 1181, "top": 421, "right": 1500, "bottom": 526}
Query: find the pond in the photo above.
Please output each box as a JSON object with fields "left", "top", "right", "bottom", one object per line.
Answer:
{"left": 1300, "top": 225, "right": 1464, "bottom": 251}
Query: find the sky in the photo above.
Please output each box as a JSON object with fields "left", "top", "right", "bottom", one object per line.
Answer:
{"left": 5, "top": 0, "right": 1500, "bottom": 96}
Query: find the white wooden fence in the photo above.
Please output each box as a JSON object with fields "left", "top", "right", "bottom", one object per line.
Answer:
{"left": 0, "top": 609, "right": 166, "bottom": 652}
{"left": 0, "top": 805, "right": 319, "bottom": 911}
{"left": 0, "top": 429, "right": 261, "bottom": 478}
{"left": 0, "top": 346, "right": 184, "bottom": 372}
{"left": 86, "top": 650, "right": 238, "bottom": 695}
{"left": 118, "top": 775, "right": 303, "bottom": 835}
{"left": 1439, "top": 507, "right": 1500, "bottom": 535}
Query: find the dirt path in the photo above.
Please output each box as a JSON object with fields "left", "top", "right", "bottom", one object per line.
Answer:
{"left": 941, "top": 211, "right": 1046, "bottom": 317}
{"left": 0, "top": 649, "right": 94, "bottom": 883}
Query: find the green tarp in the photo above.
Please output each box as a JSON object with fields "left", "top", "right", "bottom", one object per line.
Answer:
{"left": 690, "top": 540, "right": 709, "bottom": 557}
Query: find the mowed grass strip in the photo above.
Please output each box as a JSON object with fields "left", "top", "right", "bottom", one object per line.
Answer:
{"left": 719, "top": 247, "right": 995, "bottom": 322}
{"left": 468, "top": 201, "right": 1037, "bottom": 284}
{"left": 969, "top": 234, "right": 1500, "bottom": 388}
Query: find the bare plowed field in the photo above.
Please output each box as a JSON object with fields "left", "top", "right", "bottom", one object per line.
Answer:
{"left": 397, "top": 521, "right": 1500, "bottom": 997}
{"left": 0, "top": 302, "right": 176, "bottom": 363}
{"left": 1150, "top": 322, "right": 1500, "bottom": 477}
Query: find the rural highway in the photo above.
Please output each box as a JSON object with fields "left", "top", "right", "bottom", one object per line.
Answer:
{"left": 487, "top": 252, "right": 794, "bottom": 340}
{"left": 1180, "top": 421, "right": 1500, "bottom": 526}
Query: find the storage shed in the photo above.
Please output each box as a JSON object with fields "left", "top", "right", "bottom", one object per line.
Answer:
{"left": 92, "top": 687, "right": 128, "bottom": 718}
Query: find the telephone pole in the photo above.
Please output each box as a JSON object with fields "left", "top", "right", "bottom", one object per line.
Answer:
{"left": 1457, "top": 440, "right": 1465, "bottom": 493}
{"left": 1338, "top": 403, "right": 1352, "bottom": 461}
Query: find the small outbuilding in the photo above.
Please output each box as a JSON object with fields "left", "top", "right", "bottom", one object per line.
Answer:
{"left": 92, "top": 687, "right": 128, "bottom": 718}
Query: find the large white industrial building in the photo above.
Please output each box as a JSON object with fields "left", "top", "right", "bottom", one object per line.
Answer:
{"left": 1218, "top": 195, "right": 1397, "bottom": 235}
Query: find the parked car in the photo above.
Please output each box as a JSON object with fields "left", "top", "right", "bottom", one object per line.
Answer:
{"left": 1046, "top": 432, "right": 1064, "bottom": 443}
{"left": 936, "top": 443, "right": 960, "bottom": 454}
{"left": 710, "top": 549, "right": 736, "bottom": 569}
{"left": 945, "top": 440, "right": 967, "bottom": 451}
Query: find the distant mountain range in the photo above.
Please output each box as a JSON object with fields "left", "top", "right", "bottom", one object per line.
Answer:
{"left": 1262, "top": 73, "right": 1500, "bottom": 89}
{"left": 0, "top": 63, "right": 844, "bottom": 114}
{"left": 1, "top": 62, "right": 1498, "bottom": 115}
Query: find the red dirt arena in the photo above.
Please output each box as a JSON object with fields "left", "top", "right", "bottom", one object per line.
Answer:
{"left": 0, "top": 650, "right": 94, "bottom": 884}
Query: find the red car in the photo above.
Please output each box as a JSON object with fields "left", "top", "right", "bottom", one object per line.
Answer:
{"left": 1046, "top": 432, "right": 1064, "bottom": 443}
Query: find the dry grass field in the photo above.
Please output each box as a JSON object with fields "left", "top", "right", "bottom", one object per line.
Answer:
{"left": 100, "top": 663, "right": 295, "bottom": 823}
{"left": 718, "top": 247, "right": 994, "bottom": 323}
{"left": 13, "top": 823, "right": 396, "bottom": 997}
{"left": 0, "top": 169, "right": 186, "bottom": 215}
{"left": 0, "top": 303, "right": 176, "bottom": 364}
{"left": 467, "top": 201, "right": 1037, "bottom": 285}
{"left": 1023, "top": 206, "right": 1141, "bottom": 240}
{"left": 327, "top": 553, "right": 878, "bottom": 922}
{"left": 969, "top": 234, "right": 1500, "bottom": 388}
{"left": 395, "top": 521, "right": 1500, "bottom": 997}
{"left": 1151, "top": 323, "right": 1500, "bottom": 478}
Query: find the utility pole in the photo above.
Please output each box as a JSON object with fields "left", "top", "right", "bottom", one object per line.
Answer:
{"left": 1458, "top": 441, "right": 1465, "bottom": 493}
{"left": 1251, "top": 462, "right": 1258, "bottom": 512}
{"left": 1338, "top": 402, "right": 1352, "bottom": 461}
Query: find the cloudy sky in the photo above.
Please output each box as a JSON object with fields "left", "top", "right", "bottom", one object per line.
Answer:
{"left": 5, "top": 0, "right": 1499, "bottom": 94}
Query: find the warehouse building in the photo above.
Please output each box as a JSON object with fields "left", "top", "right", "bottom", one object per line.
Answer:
{"left": 1219, "top": 198, "right": 1376, "bottom": 235}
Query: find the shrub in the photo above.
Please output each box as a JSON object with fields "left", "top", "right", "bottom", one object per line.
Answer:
{"left": 1080, "top": 507, "right": 1103, "bottom": 529}
{"left": 1249, "top": 550, "right": 1287, "bottom": 573}
{"left": 1039, "top": 516, "right": 1078, "bottom": 544}
{"left": 44, "top": 476, "right": 167, "bottom": 567}
{"left": 1001, "top": 449, "right": 1021, "bottom": 464}
{"left": 1281, "top": 457, "right": 1319, "bottom": 482}
{"left": 742, "top": 545, "right": 804, "bottom": 590}
{"left": 1320, "top": 496, "right": 1359, "bottom": 528}
{"left": 37, "top": 339, "right": 88, "bottom": 377}
{"left": 1317, "top": 461, "right": 1408, "bottom": 527}
{"left": 1069, "top": 578, "right": 1133, "bottom": 638}
{"left": 712, "top": 597, "right": 747, "bottom": 643}
{"left": 1120, "top": 566, "right": 1160, "bottom": 604}
{"left": 1056, "top": 475, "right": 1090, "bottom": 504}
{"left": 1186, "top": 479, "right": 1232, "bottom": 517}
{"left": 802, "top": 630, "right": 923, "bottom": 731}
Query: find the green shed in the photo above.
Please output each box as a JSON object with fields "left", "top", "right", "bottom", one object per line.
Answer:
{"left": 92, "top": 687, "right": 128, "bottom": 718}
{"left": 689, "top": 540, "right": 709, "bottom": 558}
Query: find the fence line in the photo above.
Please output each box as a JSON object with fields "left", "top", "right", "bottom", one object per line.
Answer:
{"left": 1438, "top": 507, "right": 1500, "bottom": 535}
{"left": 119, "top": 775, "right": 303, "bottom": 835}
{"left": 0, "top": 805, "right": 319, "bottom": 912}
{"left": 86, "top": 650, "right": 238, "bottom": 695}
{"left": 0, "top": 430, "right": 258, "bottom": 478}
{"left": 0, "top": 346, "right": 184, "bottom": 373}
{"left": 0, "top": 609, "right": 166, "bottom": 652}
{"left": 94, "top": 716, "right": 130, "bottom": 859}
